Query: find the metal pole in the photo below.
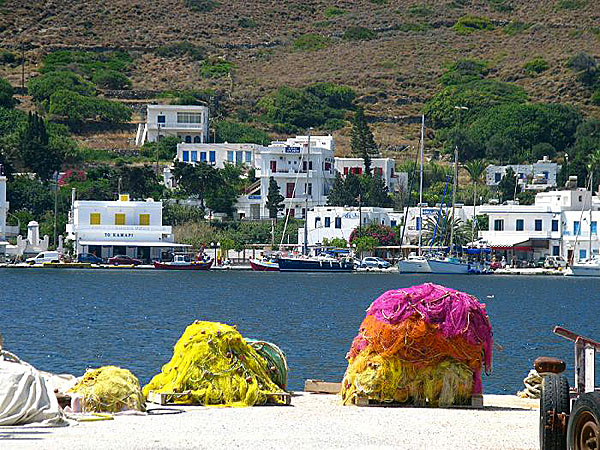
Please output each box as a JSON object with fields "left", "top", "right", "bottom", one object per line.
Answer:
{"left": 303, "top": 129, "right": 311, "bottom": 256}
{"left": 155, "top": 124, "right": 161, "bottom": 176}
{"left": 53, "top": 171, "right": 58, "bottom": 248}
{"left": 589, "top": 171, "right": 593, "bottom": 260}
{"left": 449, "top": 147, "right": 458, "bottom": 256}
{"left": 418, "top": 115, "right": 424, "bottom": 255}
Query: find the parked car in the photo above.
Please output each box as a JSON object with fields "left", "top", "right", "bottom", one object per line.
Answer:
{"left": 77, "top": 253, "right": 104, "bottom": 264}
{"left": 360, "top": 257, "right": 391, "bottom": 269}
{"left": 26, "top": 251, "right": 60, "bottom": 265}
{"left": 544, "top": 255, "right": 567, "bottom": 269}
{"left": 107, "top": 255, "right": 142, "bottom": 266}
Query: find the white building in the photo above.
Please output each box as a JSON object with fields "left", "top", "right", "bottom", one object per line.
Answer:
{"left": 334, "top": 157, "right": 407, "bottom": 192}
{"left": 65, "top": 194, "right": 189, "bottom": 262}
{"left": 402, "top": 205, "right": 479, "bottom": 244}
{"left": 485, "top": 157, "right": 560, "bottom": 190}
{"left": 478, "top": 188, "right": 593, "bottom": 261}
{"left": 136, "top": 105, "right": 209, "bottom": 145}
{"left": 175, "top": 143, "right": 260, "bottom": 168}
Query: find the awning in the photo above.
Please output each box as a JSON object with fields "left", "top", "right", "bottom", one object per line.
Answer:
{"left": 79, "top": 240, "right": 191, "bottom": 247}
{"left": 484, "top": 236, "right": 531, "bottom": 250}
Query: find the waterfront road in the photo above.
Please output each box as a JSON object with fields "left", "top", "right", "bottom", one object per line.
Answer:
{"left": 0, "top": 393, "right": 538, "bottom": 450}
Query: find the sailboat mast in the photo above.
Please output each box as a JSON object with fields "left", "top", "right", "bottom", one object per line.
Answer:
{"left": 449, "top": 147, "right": 458, "bottom": 255}
{"left": 418, "top": 114, "right": 424, "bottom": 255}
{"left": 303, "top": 129, "right": 311, "bottom": 256}
{"left": 590, "top": 171, "right": 593, "bottom": 260}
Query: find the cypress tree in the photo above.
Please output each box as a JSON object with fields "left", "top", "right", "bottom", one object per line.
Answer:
{"left": 350, "top": 106, "right": 378, "bottom": 175}
{"left": 265, "top": 176, "right": 284, "bottom": 220}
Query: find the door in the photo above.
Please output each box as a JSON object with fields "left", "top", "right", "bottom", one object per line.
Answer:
{"left": 137, "top": 247, "right": 150, "bottom": 263}
{"left": 286, "top": 183, "right": 295, "bottom": 198}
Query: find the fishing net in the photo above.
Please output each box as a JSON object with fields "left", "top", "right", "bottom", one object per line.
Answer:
{"left": 246, "top": 338, "right": 289, "bottom": 390}
{"left": 69, "top": 366, "right": 145, "bottom": 413}
{"left": 342, "top": 283, "right": 493, "bottom": 406}
{"left": 142, "top": 321, "right": 286, "bottom": 407}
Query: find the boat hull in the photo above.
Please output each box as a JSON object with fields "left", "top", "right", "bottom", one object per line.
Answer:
{"left": 427, "top": 258, "right": 471, "bottom": 274}
{"left": 398, "top": 259, "right": 431, "bottom": 273}
{"left": 153, "top": 260, "right": 213, "bottom": 270}
{"left": 249, "top": 259, "right": 280, "bottom": 272}
{"left": 570, "top": 264, "right": 600, "bottom": 277}
{"left": 278, "top": 258, "right": 353, "bottom": 272}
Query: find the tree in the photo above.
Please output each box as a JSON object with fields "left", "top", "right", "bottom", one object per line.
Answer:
{"left": 28, "top": 71, "right": 95, "bottom": 105}
{"left": 423, "top": 211, "right": 469, "bottom": 248}
{"left": 48, "top": 89, "right": 131, "bottom": 128}
{"left": 498, "top": 167, "right": 517, "bottom": 202}
{"left": 350, "top": 107, "right": 378, "bottom": 175}
{"left": 172, "top": 161, "right": 220, "bottom": 208}
{"left": 464, "top": 159, "right": 487, "bottom": 241}
{"left": 354, "top": 235, "right": 378, "bottom": 257}
{"left": 265, "top": 176, "right": 284, "bottom": 220}
{"left": 364, "top": 174, "right": 392, "bottom": 207}
{"left": 116, "top": 165, "right": 164, "bottom": 200}
{"left": 326, "top": 173, "right": 353, "bottom": 206}
{"left": 19, "top": 112, "right": 64, "bottom": 181}
{"left": 0, "top": 77, "right": 15, "bottom": 108}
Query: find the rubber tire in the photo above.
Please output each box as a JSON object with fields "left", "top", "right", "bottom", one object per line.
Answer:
{"left": 378, "top": 264, "right": 383, "bottom": 269}
{"left": 567, "top": 392, "right": 600, "bottom": 450}
{"left": 540, "top": 373, "right": 570, "bottom": 450}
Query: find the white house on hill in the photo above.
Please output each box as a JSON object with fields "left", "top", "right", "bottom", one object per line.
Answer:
{"left": 136, "top": 105, "right": 209, "bottom": 145}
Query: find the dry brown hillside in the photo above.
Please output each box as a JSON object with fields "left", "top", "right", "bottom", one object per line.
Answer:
{"left": 1, "top": 0, "right": 600, "bottom": 154}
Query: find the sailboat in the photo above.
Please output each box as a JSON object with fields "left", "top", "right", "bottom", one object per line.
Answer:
{"left": 569, "top": 173, "right": 600, "bottom": 276}
{"left": 398, "top": 115, "right": 431, "bottom": 274}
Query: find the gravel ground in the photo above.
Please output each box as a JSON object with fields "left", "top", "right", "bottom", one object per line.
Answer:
{"left": 0, "top": 394, "right": 539, "bottom": 450}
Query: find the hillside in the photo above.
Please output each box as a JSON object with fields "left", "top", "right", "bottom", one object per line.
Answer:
{"left": 2, "top": 0, "right": 600, "bottom": 155}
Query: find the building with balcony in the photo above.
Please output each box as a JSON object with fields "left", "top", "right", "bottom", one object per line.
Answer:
{"left": 65, "top": 194, "right": 189, "bottom": 262}
{"left": 135, "top": 105, "right": 209, "bottom": 145}
{"left": 334, "top": 157, "right": 407, "bottom": 192}
{"left": 175, "top": 143, "right": 261, "bottom": 168}
{"left": 478, "top": 188, "right": 594, "bottom": 262}
{"left": 485, "top": 156, "right": 560, "bottom": 191}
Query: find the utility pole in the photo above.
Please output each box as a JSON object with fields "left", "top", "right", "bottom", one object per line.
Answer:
{"left": 418, "top": 115, "right": 424, "bottom": 255}
{"left": 303, "top": 128, "right": 312, "bottom": 256}
{"left": 155, "top": 123, "right": 161, "bottom": 176}
{"left": 20, "top": 43, "right": 25, "bottom": 92}
{"left": 449, "top": 147, "right": 458, "bottom": 256}
{"left": 53, "top": 171, "right": 59, "bottom": 248}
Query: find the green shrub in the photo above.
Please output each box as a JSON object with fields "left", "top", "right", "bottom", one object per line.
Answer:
{"left": 140, "top": 136, "right": 180, "bottom": 160}
{"left": 155, "top": 42, "right": 206, "bottom": 60}
{"left": 184, "top": 0, "right": 218, "bottom": 12}
{"left": 523, "top": 57, "right": 549, "bottom": 75}
{"left": 503, "top": 21, "right": 531, "bottom": 35}
{"left": 92, "top": 69, "right": 132, "bottom": 89}
{"left": 0, "top": 77, "right": 14, "bottom": 108}
{"left": 342, "top": 26, "right": 376, "bottom": 41}
{"left": 487, "top": 0, "right": 513, "bottom": 12}
{"left": 315, "top": 20, "right": 333, "bottom": 28}
{"left": 41, "top": 50, "right": 132, "bottom": 76}
{"left": 558, "top": 0, "right": 587, "bottom": 9}
{"left": 199, "top": 58, "right": 234, "bottom": 78}
{"left": 440, "top": 59, "right": 489, "bottom": 86}
{"left": 237, "top": 17, "right": 257, "bottom": 28}
{"left": 293, "top": 33, "right": 331, "bottom": 51}
{"left": 0, "top": 50, "right": 16, "bottom": 65}
{"left": 215, "top": 121, "right": 270, "bottom": 145}
{"left": 591, "top": 91, "right": 600, "bottom": 106}
{"left": 567, "top": 52, "right": 598, "bottom": 85}
{"left": 28, "top": 71, "right": 96, "bottom": 104}
{"left": 453, "top": 15, "right": 494, "bottom": 35}
{"left": 324, "top": 6, "right": 346, "bottom": 17}
{"left": 369, "top": 0, "right": 388, "bottom": 4}
{"left": 48, "top": 89, "right": 131, "bottom": 125}
{"left": 408, "top": 4, "right": 432, "bottom": 16}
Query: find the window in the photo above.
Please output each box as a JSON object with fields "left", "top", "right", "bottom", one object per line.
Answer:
{"left": 494, "top": 173, "right": 501, "bottom": 183}
{"left": 191, "top": 151, "right": 197, "bottom": 162}
{"left": 553, "top": 246, "right": 560, "bottom": 256}
{"left": 592, "top": 221, "right": 597, "bottom": 235}
{"left": 309, "top": 161, "right": 313, "bottom": 170}
{"left": 90, "top": 213, "right": 101, "bottom": 225}
{"left": 114, "top": 213, "right": 126, "bottom": 225}
{"left": 209, "top": 151, "right": 216, "bottom": 163}
{"left": 416, "top": 217, "right": 421, "bottom": 231}
{"left": 335, "top": 217, "right": 342, "bottom": 229}
{"left": 516, "top": 219, "right": 524, "bottom": 231}
{"left": 200, "top": 152, "right": 207, "bottom": 162}
{"left": 236, "top": 151, "right": 243, "bottom": 165}
{"left": 184, "top": 136, "right": 192, "bottom": 143}
{"left": 314, "top": 217, "right": 321, "bottom": 227}
{"left": 182, "top": 151, "right": 189, "bottom": 162}
{"left": 193, "top": 136, "right": 201, "bottom": 143}
{"left": 325, "top": 217, "right": 331, "bottom": 228}
{"left": 543, "top": 171, "right": 549, "bottom": 179}
{"left": 306, "top": 183, "right": 312, "bottom": 195}
{"left": 574, "top": 221, "right": 581, "bottom": 236}
{"left": 343, "top": 167, "right": 349, "bottom": 175}
{"left": 325, "top": 162, "right": 331, "bottom": 171}
{"left": 391, "top": 220, "right": 397, "bottom": 228}
{"left": 580, "top": 249, "right": 587, "bottom": 260}
{"left": 494, "top": 219, "right": 504, "bottom": 231}
{"left": 286, "top": 183, "right": 295, "bottom": 198}
{"left": 245, "top": 151, "right": 252, "bottom": 163}
{"left": 552, "top": 220, "right": 559, "bottom": 232}
{"left": 157, "top": 115, "right": 165, "bottom": 124}
{"left": 270, "top": 160, "right": 277, "bottom": 172}
{"left": 177, "top": 112, "right": 202, "bottom": 124}
{"left": 302, "top": 161, "right": 307, "bottom": 172}
{"left": 227, "top": 151, "right": 234, "bottom": 162}
{"left": 139, "top": 214, "right": 150, "bottom": 226}
{"left": 535, "top": 219, "right": 542, "bottom": 231}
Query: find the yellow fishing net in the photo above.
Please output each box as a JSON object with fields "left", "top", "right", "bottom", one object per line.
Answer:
{"left": 69, "top": 366, "right": 145, "bottom": 413}
{"left": 142, "top": 321, "right": 286, "bottom": 407}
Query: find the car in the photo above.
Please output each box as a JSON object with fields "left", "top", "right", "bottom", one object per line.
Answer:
{"left": 360, "top": 257, "right": 391, "bottom": 269}
{"left": 544, "top": 255, "right": 567, "bottom": 269}
{"left": 77, "top": 253, "right": 104, "bottom": 264}
{"left": 107, "top": 255, "right": 142, "bottom": 266}
{"left": 26, "top": 251, "right": 60, "bottom": 265}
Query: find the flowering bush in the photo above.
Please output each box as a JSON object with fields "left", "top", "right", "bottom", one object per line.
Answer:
{"left": 58, "top": 169, "right": 86, "bottom": 186}
{"left": 349, "top": 224, "right": 397, "bottom": 246}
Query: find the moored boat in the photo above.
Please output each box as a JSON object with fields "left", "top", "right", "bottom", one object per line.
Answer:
{"left": 569, "top": 258, "right": 600, "bottom": 277}
{"left": 249, "top": 258, "right": 280, "bottom": 272}
{"left": 398, "top": 253, "right": 431, "bottom": 273}
{"left": 278, "top": 255, "right": 353, "bottom": 272}
{"left": 153, "top": 254, "right": 213, "bottom": 270}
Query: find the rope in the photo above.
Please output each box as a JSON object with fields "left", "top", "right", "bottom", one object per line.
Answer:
{"left": 517, "top": 369, "right": 542, "bottom": 399}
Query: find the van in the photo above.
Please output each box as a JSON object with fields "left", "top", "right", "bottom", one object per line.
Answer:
{"left": 26, "top": 251, "right": 60, "bottom": 265}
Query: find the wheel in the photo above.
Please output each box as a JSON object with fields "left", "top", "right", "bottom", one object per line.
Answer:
{"left": 567, "top": 392, "right": 600, "bottom": 450}
{"left": 540, "top": 373, "right": 570, "bottom": 450}
{"left": 378, "top": 264, "right": 383, "bottom": 269}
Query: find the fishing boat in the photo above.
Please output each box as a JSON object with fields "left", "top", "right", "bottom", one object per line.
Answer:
{"left": 249, "top": 258, "right": 280, "bottom": 272}
{"left": 278, "top": 254, "right": 354, "bottom": 272}
{"left": 570, "top": 257, "right": 600, "bottom": 277}
{"left": 153, "top": 254, "right": 213, "bottom": 270}
{"left": 398, "top": 253, "right": 431, "bottom": 273}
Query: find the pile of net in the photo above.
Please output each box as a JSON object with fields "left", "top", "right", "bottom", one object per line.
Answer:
{"left": 517, "top": 369, "right": 542, "bottom": 399}
{"left": 69, "top": 366, "right": 145, "bottom": 413}
{"left": 142, "top": 321, "right": 287, "bottom": 407}
{"left": 342, "top": 283, "right": 493, "bottom": 407}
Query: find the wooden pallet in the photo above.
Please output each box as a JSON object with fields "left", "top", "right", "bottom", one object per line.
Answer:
{"left": 304, "top": 379, "right": 342, "bottom": 394}
{"left": 351, "top": 393, "right": 484, "bottom": 408}
{"left": 146, "top": 390, "right": 291, "bottom": 406}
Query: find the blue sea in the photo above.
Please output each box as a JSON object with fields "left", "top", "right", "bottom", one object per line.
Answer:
{"left": 1, "top": 269, "right": 599, "bottom": 393}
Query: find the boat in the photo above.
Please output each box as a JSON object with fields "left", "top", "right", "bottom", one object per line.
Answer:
{"left": 249, "top": 258, "right": 280, "bottom": 272}
{"left": 398, "top": 253, "right": 431, "bottom": 273}
{"left": 570, "top": 258, "right": 600, "bottom": 277}
{"left": 278, "top": 254, "right": 354, "bottom": 272}
{"left": 153, "top": 254, "right": 213, "bottom": 270}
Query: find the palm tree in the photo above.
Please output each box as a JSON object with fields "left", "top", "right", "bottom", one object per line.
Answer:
{"left": 588, "top": 149, "right": 600, "bottom": 192}
{"left": 423, "top": 211, "right": 469, "bottom": 249}
{"left": 464, "top": 159, "right": 487, "bottom": 242}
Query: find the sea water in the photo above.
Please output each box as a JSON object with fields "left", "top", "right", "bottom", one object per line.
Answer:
{"left": 1, "top": 268, "right": 599, "bottom": 393}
